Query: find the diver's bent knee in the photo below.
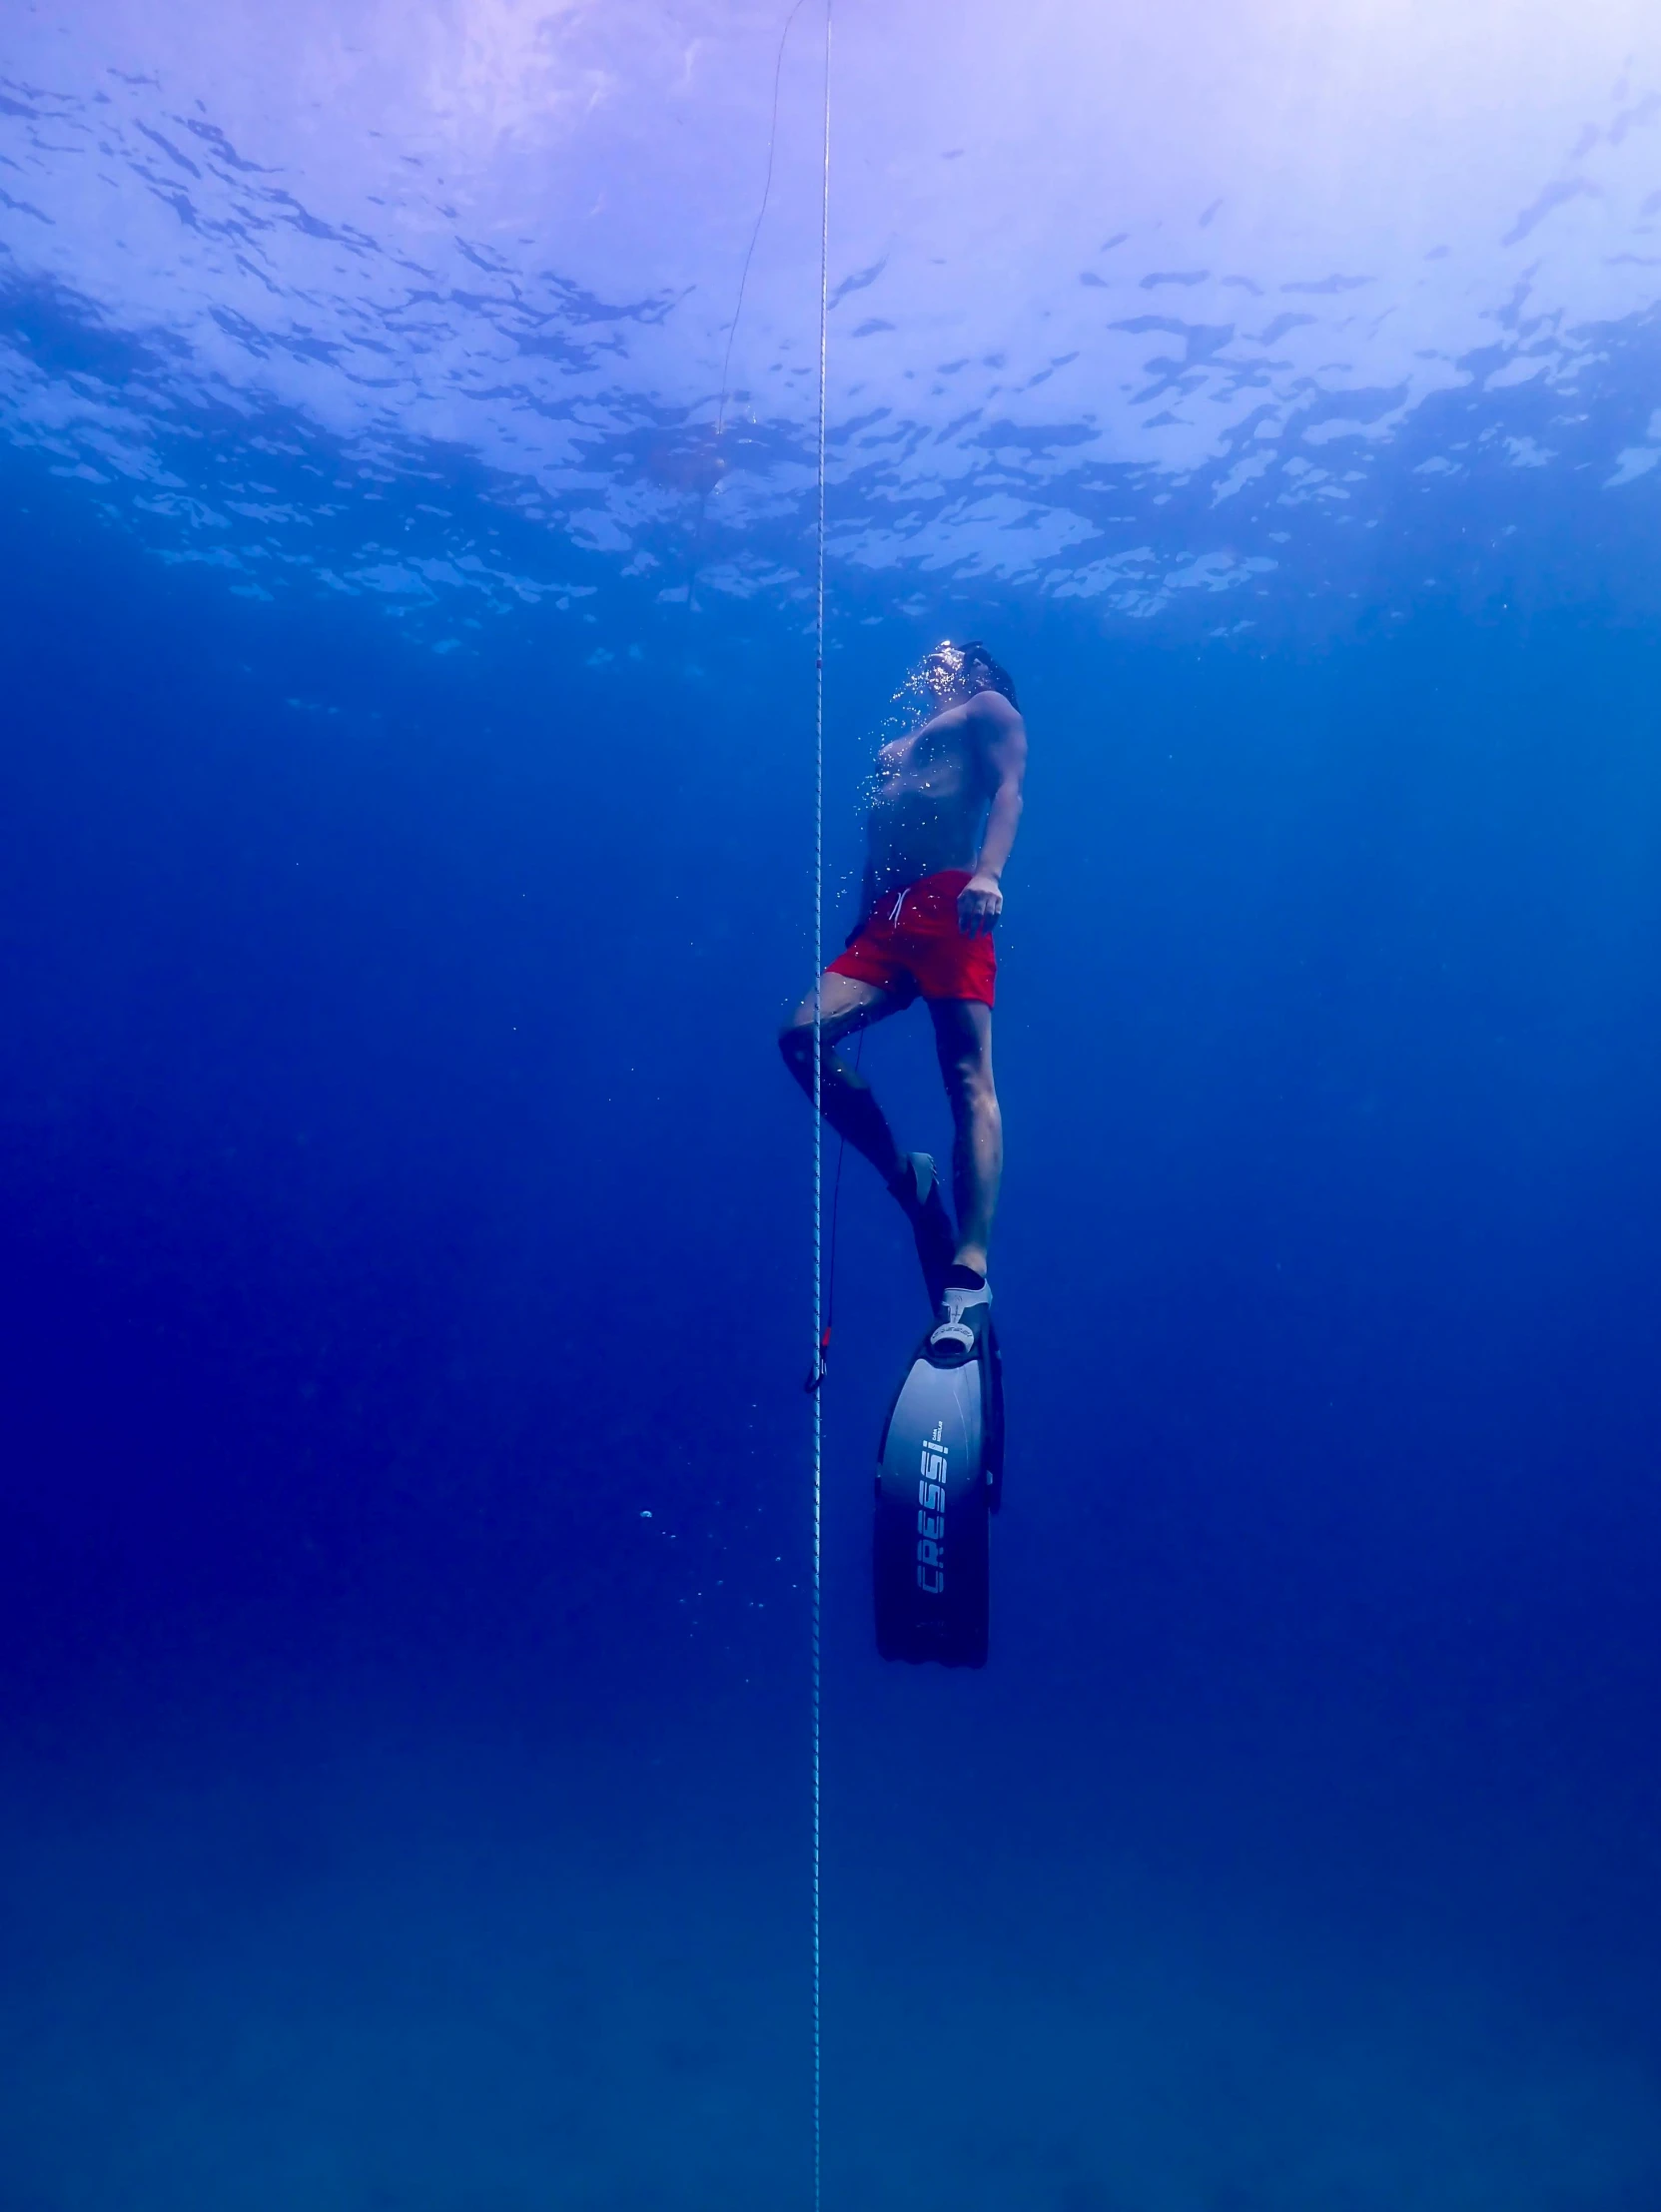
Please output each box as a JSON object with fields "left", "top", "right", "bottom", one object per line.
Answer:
{"left": 778, "top": 1020, "right": 815, "bottom": 1069}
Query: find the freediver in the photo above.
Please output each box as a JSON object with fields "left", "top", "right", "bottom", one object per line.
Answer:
{"left": 779, "top": 640, "right": 1028, "bottom": 1354}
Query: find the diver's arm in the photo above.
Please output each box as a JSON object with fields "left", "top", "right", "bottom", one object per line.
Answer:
{"left": 959, "top": 694, "right": 1028, "bottom": 936}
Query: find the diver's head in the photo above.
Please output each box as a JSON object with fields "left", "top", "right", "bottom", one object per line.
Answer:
{"left": 919, "top": 637, "right": 1020, "bottom": 711}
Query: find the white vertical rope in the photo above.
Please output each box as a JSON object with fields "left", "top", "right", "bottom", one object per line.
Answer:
{"left": 811, "top": 7, "right": 831, "bottom": 2209}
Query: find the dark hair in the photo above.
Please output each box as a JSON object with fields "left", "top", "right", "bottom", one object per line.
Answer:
{"left": 957, "top": 639, "right": 1019, "bottom": 710}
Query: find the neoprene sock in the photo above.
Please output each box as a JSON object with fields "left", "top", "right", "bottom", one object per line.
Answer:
{"left": 944, "top": 1262, "right": 986, "bottom": 1291}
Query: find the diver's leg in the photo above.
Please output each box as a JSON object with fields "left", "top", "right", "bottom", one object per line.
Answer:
{"left": 781, "top": 974, "right": 956, "bottom": 1303}
{"left": 778, "top": 972, "right": 910, "bottom": 1181}
{"left": 929, "top": 998, "right": 1002, "bottom": 1275}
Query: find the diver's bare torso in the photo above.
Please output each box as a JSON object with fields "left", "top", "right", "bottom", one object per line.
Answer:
{"left": 866, "top": 693, "right": 1001, "bottom": 899}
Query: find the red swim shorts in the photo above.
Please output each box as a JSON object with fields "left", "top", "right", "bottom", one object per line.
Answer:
{"left": 828, "top": 869, "right": 996, "bottom": 1007}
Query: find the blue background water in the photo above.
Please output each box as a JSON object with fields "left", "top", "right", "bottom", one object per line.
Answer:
{"left": 7, "top": 5, "right": 1661, "bottom": 2207}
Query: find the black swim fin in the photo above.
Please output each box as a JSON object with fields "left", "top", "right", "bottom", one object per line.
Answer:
{"left": 891, "top": 1150, "right": 955, "bottom": 1309}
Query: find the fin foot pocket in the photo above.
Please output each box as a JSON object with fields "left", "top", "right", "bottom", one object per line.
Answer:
{"left": 928, "top": 1276, "right": 992, "bottom": 1367}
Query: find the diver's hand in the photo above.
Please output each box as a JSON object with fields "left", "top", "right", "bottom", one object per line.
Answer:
{"left": 957, "top": 873, "right": 1003, "bottom": 936}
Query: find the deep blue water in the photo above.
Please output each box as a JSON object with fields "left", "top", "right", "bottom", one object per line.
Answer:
{"left": 8, "top": 5, "right": 1661, "bottom": 2200}
{"left": 5, "top": 447, "right": 1661, "bottom": 2209}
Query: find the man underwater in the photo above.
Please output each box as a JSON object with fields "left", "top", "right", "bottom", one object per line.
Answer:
{"left": 780, "top": 639, "right": 1028, "bottom": 1354}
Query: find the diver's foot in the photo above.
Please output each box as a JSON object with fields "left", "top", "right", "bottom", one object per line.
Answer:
{"left": 888, "top": 1150, "right": 956, "bottom": 1308}
{"left": 929, "top": 1264, "right": 991, "bottom": 1365}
